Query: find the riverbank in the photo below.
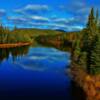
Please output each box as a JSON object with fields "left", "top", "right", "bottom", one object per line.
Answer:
{"left": 70, "top": 64, "right": 100, "bottom": 100}
{"left": 0, "top": 42, "right": 32, "bottom": 48}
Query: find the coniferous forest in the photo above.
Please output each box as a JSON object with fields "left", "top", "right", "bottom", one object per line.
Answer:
{"left": 71, "top": 8, "right": 100, "bottom": 75}
{"left": 70, "top": 8, "right": 100, "bottom": 100}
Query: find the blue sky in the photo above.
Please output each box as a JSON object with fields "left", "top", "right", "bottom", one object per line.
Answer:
{"left": 0, "top": 0, "right": 99, "bottom": 31}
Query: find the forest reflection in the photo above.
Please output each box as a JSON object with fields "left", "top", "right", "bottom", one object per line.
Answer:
{"left": 0, "top": 46, "right": 30, "bottom": 63}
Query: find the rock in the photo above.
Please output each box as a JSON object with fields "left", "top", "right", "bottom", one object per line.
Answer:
{"left": 87, "top": 84, "right": 96, "bottom": 97}
{"left": 95, "top": 82, "right": 100, "bottom": 88}
{"left": 85, "top": 75, "right": 93, "bottom": 82}
{"left": 70, "top": 64, "right": 100, "bottom": 100}
{"left": 96, "top": 93, "right": 100, "bottom": 100}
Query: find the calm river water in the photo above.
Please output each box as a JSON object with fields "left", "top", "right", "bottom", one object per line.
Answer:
{"left": 0, "top": 46, "right": 86, "bottom": 100}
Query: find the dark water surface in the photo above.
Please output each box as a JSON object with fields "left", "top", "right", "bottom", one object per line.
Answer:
{"left": 0, "top": 46, "right": 86, "bottom": 100}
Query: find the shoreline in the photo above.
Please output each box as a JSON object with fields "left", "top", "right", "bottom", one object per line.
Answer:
{"left": 70, "top": 64, "right": 100, "bottom": 100}
{"left": 0, "top": 42, "right": 32, "bottom": 48}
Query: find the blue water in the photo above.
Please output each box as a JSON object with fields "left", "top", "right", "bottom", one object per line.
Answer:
{"left": 0, "top": 47, "right": 71, "bottom": 99}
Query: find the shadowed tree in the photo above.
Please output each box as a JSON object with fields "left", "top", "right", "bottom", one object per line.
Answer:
{"left": 80, "top": 8, "right": 99, "bottom": 73}
{"left": 90, "top": 35, "right": 100, "bottom": 74}
{"left": 95, "top": 9, "right": 99, "bottom": 26}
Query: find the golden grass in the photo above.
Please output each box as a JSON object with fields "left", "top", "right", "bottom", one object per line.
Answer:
{"left": 0, "top": 42, "right": 32, "bottom": 48}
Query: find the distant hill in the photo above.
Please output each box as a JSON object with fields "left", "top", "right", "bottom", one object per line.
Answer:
{"left": 55, "top": 29, "right": 66, "bottom": 33}
{"left": 12, "top": 28, "right": 80, "bottom": 47}
{"left": 13, "top": 28, "right": 64, "bottom": 37}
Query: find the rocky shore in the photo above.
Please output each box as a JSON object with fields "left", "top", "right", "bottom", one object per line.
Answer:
{"left": 70, "top": 64, "right": 100, "bottom": 100}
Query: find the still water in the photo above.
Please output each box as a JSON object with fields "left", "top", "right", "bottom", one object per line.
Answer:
{"left": 0, "top": 46, "right": 85, "bottom": 100}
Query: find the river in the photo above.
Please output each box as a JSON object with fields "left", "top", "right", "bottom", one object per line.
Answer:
{"left": 0, "top": 46, "right": 86, "bottom": 100}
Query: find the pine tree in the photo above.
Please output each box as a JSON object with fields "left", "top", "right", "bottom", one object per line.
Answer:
{"left": 82, "top": 8, "right": 96, "bottom": 52}
{"left": 95, "top": 9, "right": 99, "bottom": 26}
{"left": 73, "top": 39, "right": 81, "bottom": 62}
{"left": 86, "top": 7, "right": 97, "bottom": 39}
{"left": 81, "top": 29, "right": 89, "bottom": 51}
{"left": 80, "top": 8, "right": 99, "bottom": 73}
{"left": 90, "top": 35, "right": 100, "bottom": 74}
{"left": 86, "top": 8, "right": 99, "bottom": 73}
{"left": 87, "top": 8, "right": 95, "bottom": 29}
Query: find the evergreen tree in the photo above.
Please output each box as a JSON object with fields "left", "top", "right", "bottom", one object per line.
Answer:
{"left": 95, "top": 9, "right": 99, "bottom": 26}
{"left": 73, "top": 39, "right": 81, "bottom": 62}
{"left": 86, "top": 7, "right": 97, "bottom": 39}
{"left": 86, "top": 8, "right": 99, "bottom": 73}
{"left": 82, "top": 8, "right": 96, "bottom": 52}
{"left": 90, "top": 35, "right": 100, "bottom": 74}
{"left": 81, "top": 8, "right": 99, "bottom": 73}
{"left": 87, "top": 8, "right": 95, "bottom": 29}
{"left": 81, "top": 29, "right": 89, "bottom": 51}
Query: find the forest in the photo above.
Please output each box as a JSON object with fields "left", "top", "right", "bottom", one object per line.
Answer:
{"left": 0, "top": 25, "right": 64, "bottom": 46}
{"left": 0, "top": 26, "right": 32, "bottom": 44}
{"left": 71, "top": 8, "right": 100, "bottom": 75}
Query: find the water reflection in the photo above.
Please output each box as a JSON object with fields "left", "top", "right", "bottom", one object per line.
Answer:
{"left": 0, "top": 46, "right": 86, "bottom": 99}
{"left": 0, "top": 46, "right": 30, "bottom": 63}
{"left": 13, "top": 47, "right": 71, "bottom": 72}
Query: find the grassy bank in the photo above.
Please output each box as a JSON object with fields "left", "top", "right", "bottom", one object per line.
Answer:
{"left": 70, "top": 64, "right": 100, "bottom": 100}
{"left": 0, "top": 42, "right": 32, "bottom": 48}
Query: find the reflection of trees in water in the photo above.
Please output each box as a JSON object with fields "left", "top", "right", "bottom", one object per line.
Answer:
{"left": 0, "top": 46, "right": 30, "bottom": 62}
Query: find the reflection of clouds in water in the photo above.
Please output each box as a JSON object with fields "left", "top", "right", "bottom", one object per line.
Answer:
{"left": 28, "top": 47, "right": 70, "bottom": 55}
{"left": 14, "top": 61, "right": 70, "bottom": 73}
{"left": 28, "top": 55, "right": 68, "bottom": 62}
{"left": 14, "top": 62, "right": 46, "bottom": 71}
{"left": 13, "top": 47, "right": 71, "bottom": 72}
{"left": 29, "top": 56, "right": 48, "bottom": 60}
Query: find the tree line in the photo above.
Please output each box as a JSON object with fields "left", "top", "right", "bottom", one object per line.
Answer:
{"left": 72, "top": 8, "right": 100, "bottom": 75}
{"left": 0, "top": 26, "right": 32, "bottom": 44}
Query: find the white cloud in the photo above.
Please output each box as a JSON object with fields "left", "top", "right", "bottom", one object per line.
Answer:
{"left": 7, "top": 15, "right": 83, "bottom": 31}
{"left": 11, "top": 2, "right": 85, "bottom": 31}
{"left": 0, "top": 9, "right": 6, "bottom": 16}
{"left": 30, "top": 16, "right": 49, "bottom": 21}
{"left": 52, "top": 17, "right": 75, "bottom": 23}
{"left": 24, "top": 4, "right": 49, "bottom": 10}
{"left": 59, "top": 0, "right": 90, "bottom": 16}
{"left": 7, "top": 16, "right": 28, "bottom": 21}
{"left": 29, "top": 22, "right": 83, "bottom": 31}
{"left": 14, "top": 4, "right": 49, "bottom": 14}
{"left": 30, "top": 22, "right": 67, "bottom": 28}
{"left": 0, "top": 9, "right": 6, "bottom": 13}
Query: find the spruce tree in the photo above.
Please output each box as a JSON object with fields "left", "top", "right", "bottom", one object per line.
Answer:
{"left": 95, "top": 9, "right": 99, "bottom": 26}
{"left": 82, "top": 8, "right": 96, "bottom": 52}
{"left": 90, "top": 35, "right": 100, "bottom": 74}
{"left": 81, "top": 8, "right": 99, "bottom": 73}
{"left": 73, "top": 39, "right": 81, "bottom": 62}
{"left": 86, "top": 8, "right": 100, "bottom": 74}
{"left": 87, "top": 8, "right": 95, "bottom": 30}
{"left": 86, "top": 7, "right": 97, "bottom": 41}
